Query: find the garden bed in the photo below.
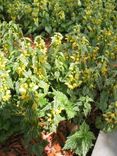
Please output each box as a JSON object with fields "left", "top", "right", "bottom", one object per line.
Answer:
{"left": 0, "top": 122, "right": 99, "bottom": 156}
{"left": 0, "top": 0, "right": 117, "bottom": 156}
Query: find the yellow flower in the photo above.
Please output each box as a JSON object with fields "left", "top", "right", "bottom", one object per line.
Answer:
{"left": 19, "top": 83, "right": 28, "bottom": 95}
{"left": 52, "top": 108, "right": 63, "bottom": 115}
{"left": 65, "top": 81, "right": 82, "bottom": 90}
{"left": 3, "top": 90, "right": 11, "bottom": 101}
{"left": 32, "top": 102, "right": 38, "bottom": 110}
{"left": 110, "top": 113, "right": 116, "bottom": 118}
{"left": 20, "top": 94, "right": 29, "bottom": 100}
{"left": 68, "top": 74, "right": 74, "bottom": 81}
{"left": 72, "top": 42, "right": 78, "bottom": 49}
{"left": 48, "top": 118, "right": 52, "bottom": 122}
{"left": 106, "top": 118, "right": 113, "bottom": 123}
{"left": 115, "top": 101, "right": 117, "bottom": 108}
{"left": 58, "top": 10, "right": 65, "bottom": 20}
{"left": 17, "top": 66, "right": 25, "bottom": 75}
{"left": 101, "top": 62, "right": 108, "bottom": 75}
{"left": 65, "top": 82, "right": 74, "bottom": 89}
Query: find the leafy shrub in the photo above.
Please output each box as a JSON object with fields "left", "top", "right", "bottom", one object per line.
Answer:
{"left": 48, "top": 26, "right": 117, "bottom": 132}
{"left": 0, "top": 19, "right": 117, "bottom": 155}
{"left": 1, "top": 0, "right": 116, "bottom": 35}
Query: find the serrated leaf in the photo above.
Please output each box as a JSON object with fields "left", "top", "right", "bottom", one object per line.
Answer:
{"left": 76, "top": 96, "right": 93, "bottom": 117}
{"left": 53, "top": 90, "right": 76, "bottom": 119}
{"left": 64, "top": 122, "right": 95, "bottom": 156}
{"left": 98, "top": 91, "right": 108, "bottom": 112}
{"left": 39, "top": 80, "right": 49, "bottom": 94}
{"left": 51, "top": 114, "right": 65, "bottom": 132}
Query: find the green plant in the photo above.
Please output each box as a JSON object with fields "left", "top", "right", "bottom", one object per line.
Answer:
{"left": 64, "top": 122, "right": 95, "bottom": 156}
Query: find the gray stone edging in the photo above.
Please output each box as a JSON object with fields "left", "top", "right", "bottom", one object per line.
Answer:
{"left": 92, "top": 131, "right": 117, "bottom": 156}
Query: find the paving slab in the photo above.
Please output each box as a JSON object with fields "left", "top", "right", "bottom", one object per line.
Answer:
{"left": 92, "top": 131, "right": 117, "bottom": 156}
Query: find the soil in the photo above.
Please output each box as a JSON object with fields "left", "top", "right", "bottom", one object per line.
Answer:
{"left": 0, "top": 121, "right": 75, "bottom": 156}
{"left": 0, "top": 120, "right": 99, "bottom": 156}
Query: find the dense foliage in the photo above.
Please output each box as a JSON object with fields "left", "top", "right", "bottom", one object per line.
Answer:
{"left": 0, "top": 0, "right": 116, "bottom": 35}
{"left": 0, "top": 0, "right": 117, "bottom": 156}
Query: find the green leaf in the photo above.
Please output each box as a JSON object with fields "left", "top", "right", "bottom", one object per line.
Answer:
{"left": 64, "top": 122, "right": 95, "bottom": 156}
{"left": 39, "top": 80, "right": 49, "bottom": 94}
{"left": 76, "top": 96, "right": 93, "bottom": 117}
{"left": 53, "top": 90, "right": 76, "bottom": 119}
{"left": 45, "top": 25, "right": 52, "bottom": 33}
{"left": 28, "top": 139, "right": 47, "bottom": 156}
{"left": 51, "top": 114, "right": 65, "bottom": 132}
{"left": 97, "top": 91, "right": 108, "bottom": 112}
